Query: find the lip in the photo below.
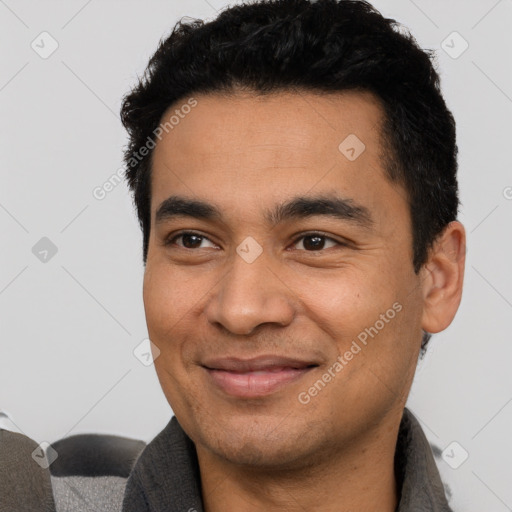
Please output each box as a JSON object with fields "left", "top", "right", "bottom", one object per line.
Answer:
{"left": 202, "top": 356, "right": 318, "bottom": 398}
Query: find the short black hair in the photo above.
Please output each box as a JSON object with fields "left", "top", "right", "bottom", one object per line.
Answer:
{"left": 121, "top": 0, "right": 460, "bottom": 351}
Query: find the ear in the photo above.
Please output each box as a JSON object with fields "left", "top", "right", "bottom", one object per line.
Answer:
{"left": 420, "top": 221, "right": 466, "bottom": 334}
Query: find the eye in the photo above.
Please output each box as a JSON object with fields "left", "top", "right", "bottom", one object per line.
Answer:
{"left": 290, "top": 232, "right": 344, "bottom": 251}
{"left": 165, "top": 231, "right": 217, "bottom": 250}
{"left": 164, "top": 231, "right": 345, "bottom": 252}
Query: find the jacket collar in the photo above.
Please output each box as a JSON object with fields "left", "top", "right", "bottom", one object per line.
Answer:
{"left": 123, "top": 408, "right": 452, "bottom": 512}
{"left": 395, "top": 409, "right": 453, "bottom": 511}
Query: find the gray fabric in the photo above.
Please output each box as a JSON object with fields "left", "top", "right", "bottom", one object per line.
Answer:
{"left": 123, "top": 415, "right": 203, "bottom": 512}
{"left": 50, "top": 434, "right": 146, "bottom": 478}
{"left": 122, "top": 407, "right": 454, "bottom": 511}
{"left": 52, "top": 475, "right": 127, "bottom": 512}
{"left": 0, "top": 429, "right": 56, "bottom": 512}
{"left": 396, "top": 410, "right": 453, "bottom": 511}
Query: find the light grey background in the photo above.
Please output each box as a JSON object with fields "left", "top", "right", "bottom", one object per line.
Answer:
{"left": 1, "top": 1, "right": 511, "bottom": 510}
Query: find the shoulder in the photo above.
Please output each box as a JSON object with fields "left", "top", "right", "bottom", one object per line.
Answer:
{"left": 398, "top": 408, "right": 454, "bottom": 511}
{"left": 0, "top": 429, "right": 56, "bottom": 512}
{"left": 122, "top": 417, "right": 203, "bottom": 512}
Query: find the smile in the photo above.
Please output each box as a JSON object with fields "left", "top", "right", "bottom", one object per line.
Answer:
{"left": 202, "top": 356, "right": 318, "bottom": 398}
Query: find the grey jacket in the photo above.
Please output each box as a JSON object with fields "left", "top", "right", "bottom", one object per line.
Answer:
{"left": 122, "top": 408, "right": 453, "bottom": 511}
{"left": 2, "top": 408, "right": 453, "bottom": 510}
{"left": 0, "top": 429, "right": 56, "bottom": 512}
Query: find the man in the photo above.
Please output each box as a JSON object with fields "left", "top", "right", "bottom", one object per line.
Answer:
{"left": 119, "top": 0, "right": 465, "bottom": 510}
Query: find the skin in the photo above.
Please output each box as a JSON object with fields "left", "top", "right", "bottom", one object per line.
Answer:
{"left": 143, "top": 90, "right": 466, "bottom": 511}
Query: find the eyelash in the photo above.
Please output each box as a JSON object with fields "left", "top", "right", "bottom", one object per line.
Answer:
{"left": 164, "top": 231, "right": 346, "bottom": 252}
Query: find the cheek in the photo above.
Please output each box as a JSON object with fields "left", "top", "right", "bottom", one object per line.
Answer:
{"left": 301, "top": 270, "right": 394, "bottom": 341}
{"left": 143, "top": 263, "right": 199, "bottom": 332}
{"left": 143, "top": 265, "right": 190, "bottom": 374}
{"left": 303, "top": 265, "right": 420, "bottom": 390}
{"left": 142, "top": 262, "right": 215, "bottom": 372}
{"left": 143, "top": 265, "right": 203, "bottom": 407}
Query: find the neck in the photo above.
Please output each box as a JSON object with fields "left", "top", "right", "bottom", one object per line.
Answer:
{"left": 196, "top": 414, "right": 401, "bottom": 512}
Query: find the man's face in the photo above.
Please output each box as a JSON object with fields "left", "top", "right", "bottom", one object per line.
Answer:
{"left": 144, "top": 90, "right": 426, "bottom": 468}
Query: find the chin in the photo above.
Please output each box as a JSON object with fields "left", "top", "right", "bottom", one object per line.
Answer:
{"left": 214, "top": 437, "right": 309, "bottom": 469}
{"left": 194, "top": 414, "right": 325, "bottom": 471}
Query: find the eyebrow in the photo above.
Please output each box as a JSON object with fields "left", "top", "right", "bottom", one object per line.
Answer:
{"left": 155, "top": 194, "right": 373, "bottom": 229}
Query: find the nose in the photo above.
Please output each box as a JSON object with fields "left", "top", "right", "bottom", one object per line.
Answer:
{"left": 204, "top": 250, "right": 296, "bottom": 336}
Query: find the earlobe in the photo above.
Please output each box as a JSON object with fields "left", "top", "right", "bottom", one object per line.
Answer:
{"left": 420, "top": 221, "right": 466, "bottom": 334}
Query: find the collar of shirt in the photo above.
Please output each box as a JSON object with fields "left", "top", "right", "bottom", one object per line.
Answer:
{"left": 0, "top": 410, "right": 21, "bottom": 433}
{"left": 122, "top": 407, "right": 453, "bottom": 512}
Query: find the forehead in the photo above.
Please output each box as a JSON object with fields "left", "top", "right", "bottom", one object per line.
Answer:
{"left": 154, "top": 89, "right": 385, "bottom": 165}
{"left": 149, "top": 90, "right": 404, "bottom": 227}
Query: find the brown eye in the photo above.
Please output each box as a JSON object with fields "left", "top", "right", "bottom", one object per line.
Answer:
{"left": 291, "top": 233, "right": 341, "bottom": 251}
{"left": 165, "top": 231, "right": 216, "bottom": 249}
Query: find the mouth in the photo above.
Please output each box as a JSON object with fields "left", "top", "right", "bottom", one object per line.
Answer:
{"left": 202, "top": 356, "right": 319, "bottom": 398}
